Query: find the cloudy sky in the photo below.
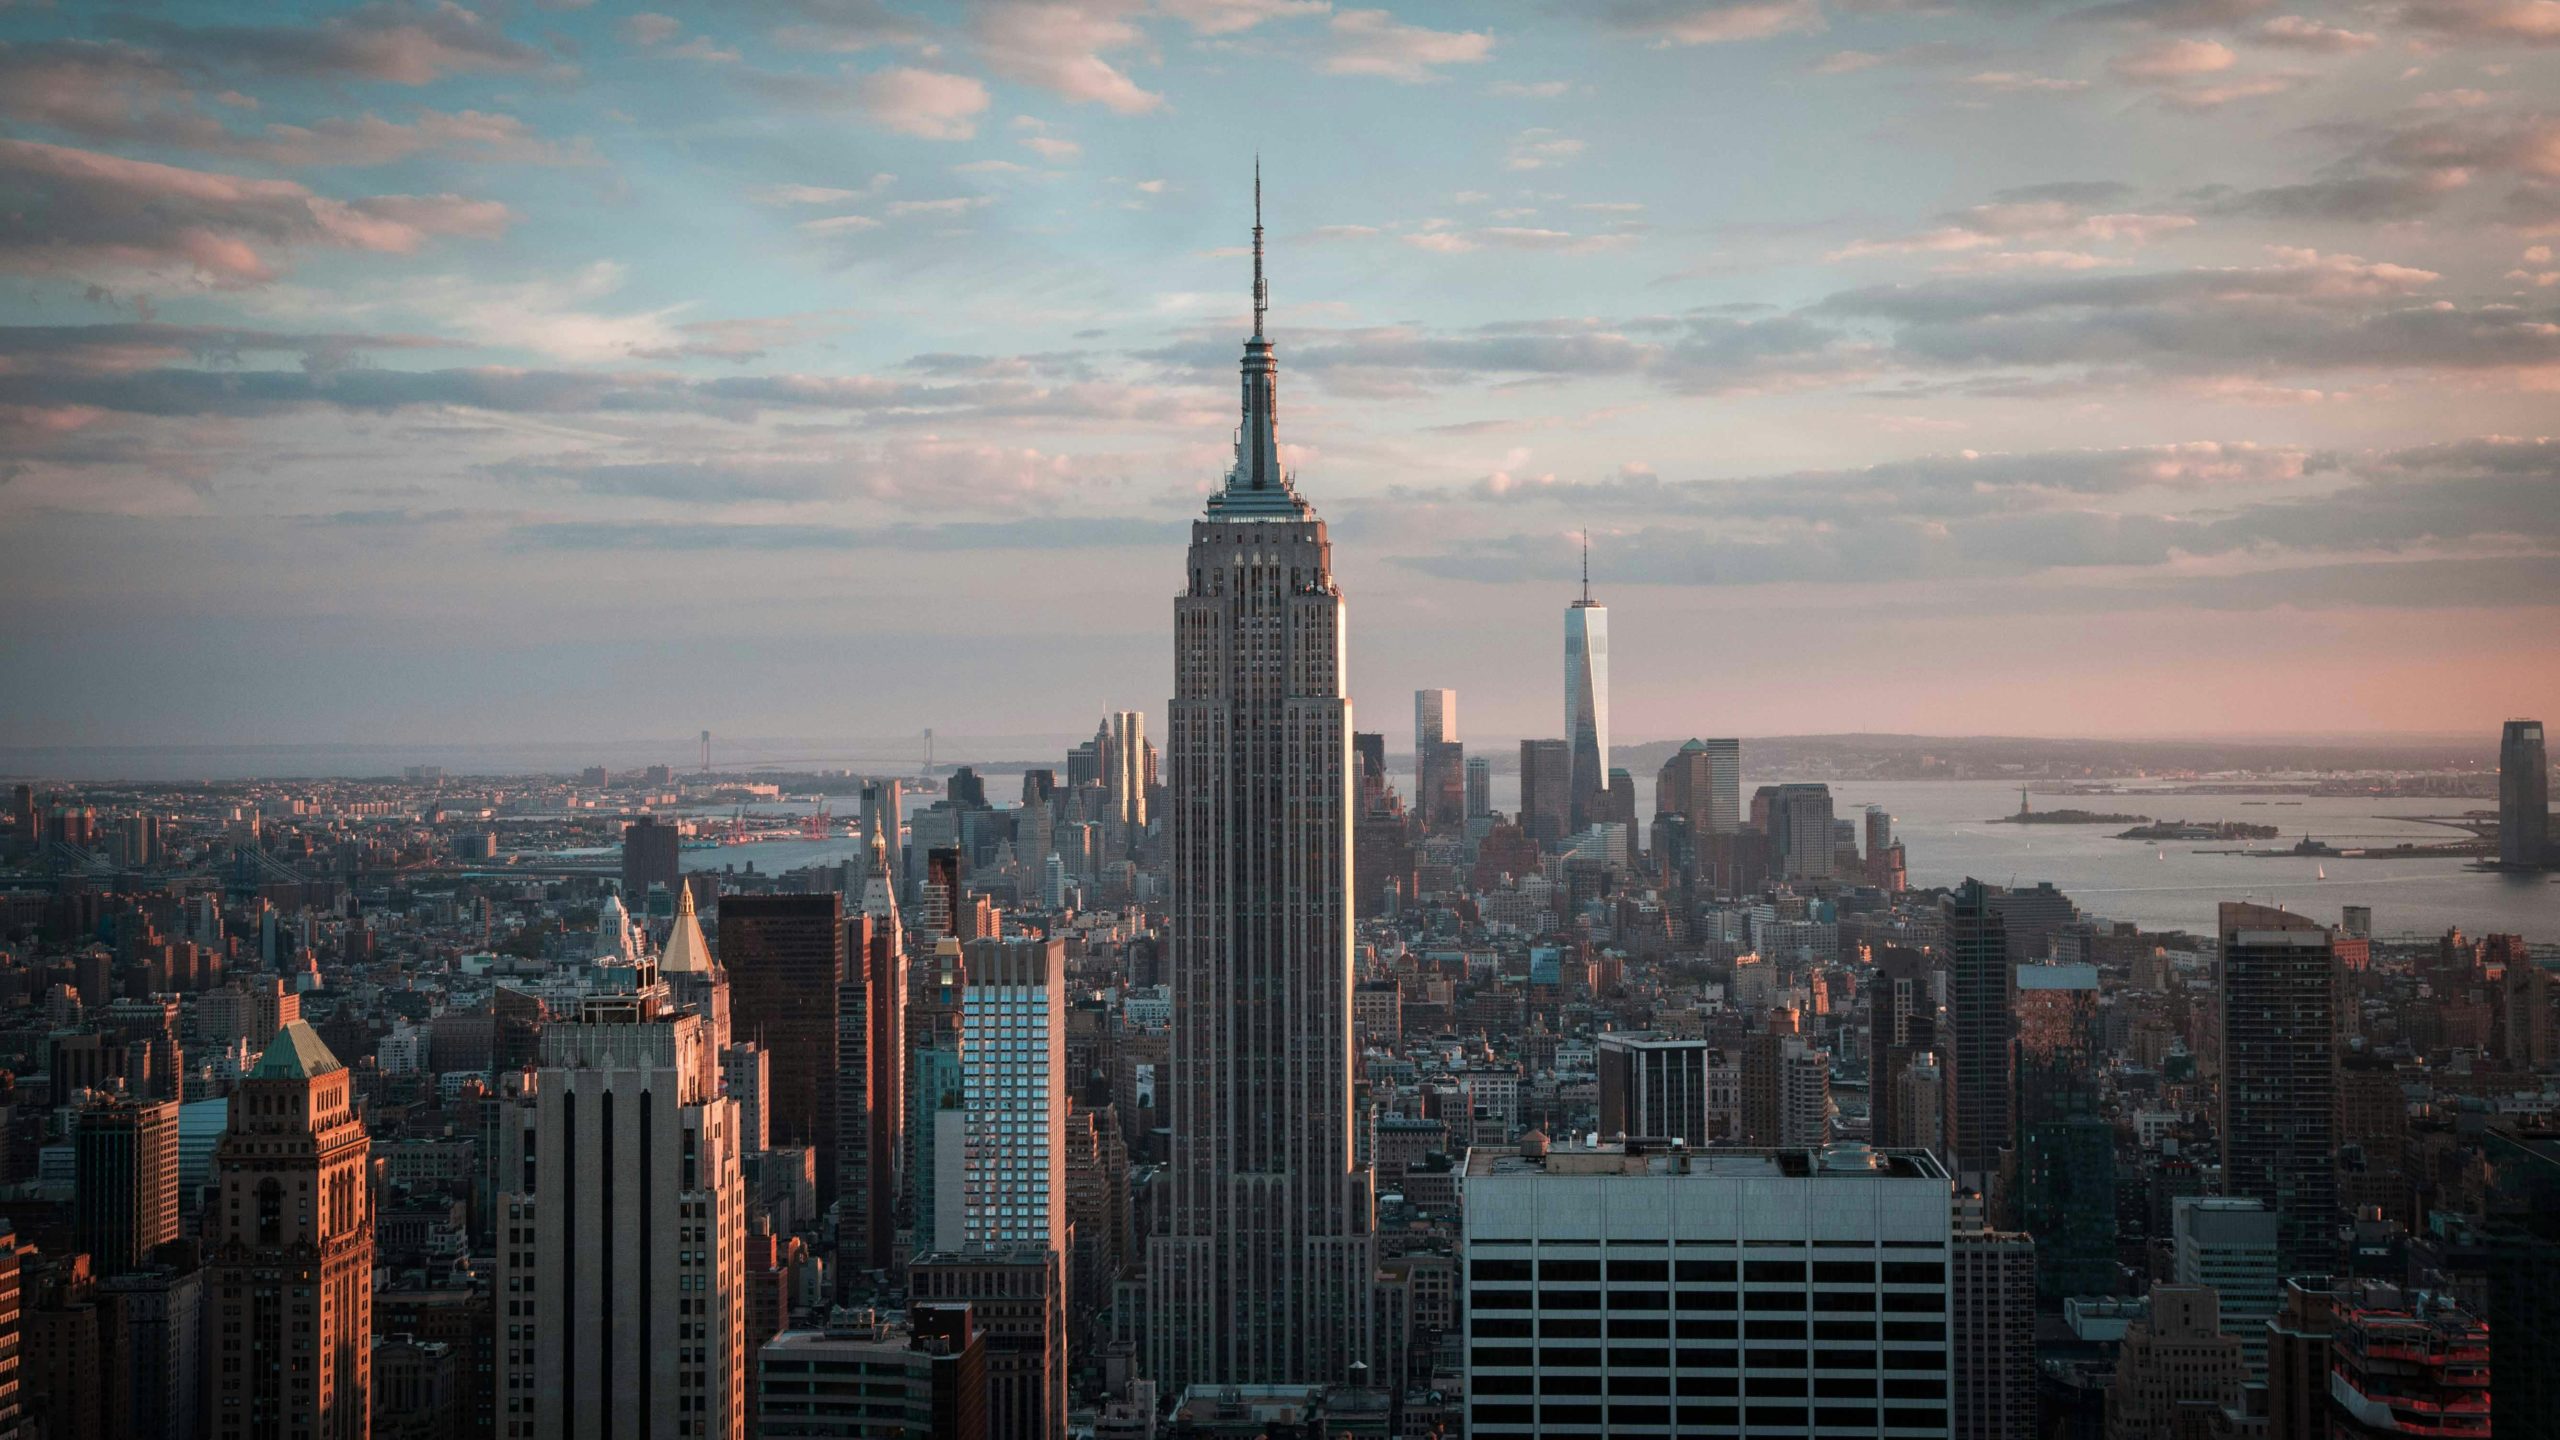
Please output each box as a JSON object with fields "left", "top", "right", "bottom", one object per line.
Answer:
{"left": 2, "top": 0, "right": 2556, "bottom": 753}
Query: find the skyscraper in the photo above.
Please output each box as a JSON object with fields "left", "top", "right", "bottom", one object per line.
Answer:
{"left": 1564, "top": 534, "right": 1610, "bottom": 835}
{"left": 1464, "top": 754, "right": 1492, "bottom": 819}
{"left": 940, "top": 935, "right": 1069, "bottom": 1439}
{"left": 1704, "top": 737, "right": 1741, "bottom": 835}
{"left": 1518, "top": 738, "right": 1572, "bottom": 849}
{"left": 1148, "top": 175, "right": 1374, "bottom": 1392}
{"left": 718, "top": 893, "right": 845, "bottom": 1206}
{"left": 1942, "top": 880, "right": 2015, "bottom": 1201}
{"left": 839, "top": 908, "right": 905, "bottom": 1279}
{"left": 1414, "top": 688, "right": 1453, "bottom": 809}
{"left": 71, "top": 1098, "right": 179, "bottom": 1279}
{"left": 622, "top": 815, "right": 682, "bottom": 906}
{"left": 207, "top": 1022, "right": 373, "bottom": 1440}
{"left": 1103, "top": 710, "right": 1148, "bottom": 842}
{"left": 496, "top": 974, "right": 748, "bottom": 1440}
{"left": 2502, "top": 718, "right": 2549, "bottom": 868}
{"left": 2216, "top": 902, "right": 2340, "bottom": 1276}
{"left": 1768, "top": 781, "right": 1837, "bottom": 880}
{"left": 1868, "top": 946, "right": 1936, "bottom": 1156}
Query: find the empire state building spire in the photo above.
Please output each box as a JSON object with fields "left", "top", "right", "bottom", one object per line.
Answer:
{"left": 1252, "top": 155, "right": 1267, "bottom": 340}
{"left": 1217, "top": 161, "right": 1299, "bottom": 513}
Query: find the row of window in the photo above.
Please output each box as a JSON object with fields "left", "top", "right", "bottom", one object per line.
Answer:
{"left": 1474, "top": 1374, "right": 1948, "bottom": 1399}
{"left": 1471, "top": 1345, "right": 1947, "bottom": 1372}
{"left": 1471, "top": 1288, "right": 1947, "bottom": 1314}
{"left": 1469, "top": 1401, "right": 1949, "bottom": 1432}
{"left": 1472, "top": 1258, "right": 1946, "bottom": 1284}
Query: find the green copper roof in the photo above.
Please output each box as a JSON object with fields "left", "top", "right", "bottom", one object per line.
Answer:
{"left": 250, "top": 1020, "right": 344, "bottom": 1080}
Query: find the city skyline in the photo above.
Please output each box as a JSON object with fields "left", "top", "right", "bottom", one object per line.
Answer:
{"left": 5, "top": 2, "right": 2559, "bottom": 749}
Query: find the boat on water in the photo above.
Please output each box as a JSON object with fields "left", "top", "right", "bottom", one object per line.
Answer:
{"left": 2157, "top": 849, "right": 2166, "bottom": 860}
{"left": 2317, "top": 864, "right": 2328, "bottom": 879}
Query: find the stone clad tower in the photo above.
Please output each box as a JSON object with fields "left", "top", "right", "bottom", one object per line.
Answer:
{"left": 207, "top": 1020, "right": 373, "bottom": 1440}
{"left": 1147, "top": 169, "right": 1375, "bottom": 1392}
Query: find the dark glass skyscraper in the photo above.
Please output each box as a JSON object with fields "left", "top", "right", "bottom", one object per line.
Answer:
{"left": 1147, "top": 178, "right": 1373, "bottom": 1391}
{"left": 718, "top": 892, "right": 846, "bottom": 1205}
{"left": 1942, "top": 879, "right": 2015, "bottom": 1199}
{"left": 2215, "top": 901, "right": 2339, "bottom": 1276}
{"left": 2502, "top": 718, "right": 2548, "bottom": 868}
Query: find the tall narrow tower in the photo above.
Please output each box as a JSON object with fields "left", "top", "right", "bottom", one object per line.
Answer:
{"left": 1565, "top": 531, "right": 1610, "bottom": 836}
{"left": 207, "top": 1022, "right": 373, "bottom": 1440}
{"left": 1148, "top": 168, "right": 1375, "bottom": 1392}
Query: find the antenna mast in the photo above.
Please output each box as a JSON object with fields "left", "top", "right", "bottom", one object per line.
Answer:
{"left": 1252, "top": 156, "right": 1267, "bottom": 338}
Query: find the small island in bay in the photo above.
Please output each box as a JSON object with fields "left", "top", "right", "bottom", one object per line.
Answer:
{"left": 2114, "top": 819, "right": 2283, "bottom": 841}
{"left": 1988, "top": 808, "right": 2152, "bottom": 825}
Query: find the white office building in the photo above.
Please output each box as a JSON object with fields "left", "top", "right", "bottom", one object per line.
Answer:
{"left": 1463, "top": 1139, "right": 1953, "bottom": 1438}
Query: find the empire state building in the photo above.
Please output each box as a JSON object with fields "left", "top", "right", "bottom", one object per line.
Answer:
{"left": 1146, "top": 174, "right": 1376, "bottom": 1391}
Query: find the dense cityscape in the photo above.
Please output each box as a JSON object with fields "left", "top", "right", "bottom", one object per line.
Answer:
{"left": 1, "top": 187, "right": 2554, "bottom": 1440}
{"left": 6, "top": 0, "right": 2560, "bottom": 1435}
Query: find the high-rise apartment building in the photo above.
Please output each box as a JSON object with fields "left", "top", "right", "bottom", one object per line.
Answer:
{"left": 72, "top": 1098, "right": 179, "bottom": 1278}
{"left": 1148, "top": 183, "right": 1375, "bottom": 1392}
{"left": 1462, "top": 1139, "right": 1953, "bottom": 1439}
{"left": 2216, "top": 902, "right": 2340, "bottom": 1276}
{"left": 207, "top": 1022, "right": 373, "bottom": 1440}
{"left": 1564, "top": 541, "right": 1610, "bottom": 836}
{"left": 926, "top": 935, "right": 1072, "bottom": 1440}
{"left": 2502, "top": 718, "right": 2548, "bottom": 868}
{"left": 1942, "top": 880, "right": 2015, "bottom": 1202}
{"left": 958, "top": 937, "right": 1066, "bottom": 1253}
{"left": 496, "top": 980, "right": 748, "bottom": 1440}
{"left": 719, "top": 893, "right": 845, "bottom": 1206}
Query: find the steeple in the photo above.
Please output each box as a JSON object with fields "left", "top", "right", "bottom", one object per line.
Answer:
{"left": 659, "top": 880, "right": 713, "bottom": 975}
{"left": 1209, "top": 159, "right": 1305, "bottom": 519}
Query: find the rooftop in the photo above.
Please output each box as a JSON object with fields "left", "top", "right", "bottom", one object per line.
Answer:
{"left": 250, "top": 1020, "right": 343, "bottom": 1080}
{"left": 1466, "top": 1139, "right": 1947, "bottom": 1181}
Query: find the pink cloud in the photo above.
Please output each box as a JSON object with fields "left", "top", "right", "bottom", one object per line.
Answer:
{"left": 854, "top": 66, "right": 993, "bottom": 140}
{"left": 0, "top": 138, "right": 510, "bottom": 285}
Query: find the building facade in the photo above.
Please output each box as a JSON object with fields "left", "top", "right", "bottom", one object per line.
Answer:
{"left": 2216, "top": 902, "right": 2340, "bottom": 1276}
{"left": 1461, "top": 1140, "right": 1953, "bottom": 1439}
{"left": 2501, "top": 717, "right": 2548, "bottom": 868}
{"left": 1147, "top": 186, "right": 1375, "bottom": 1392}
{"left": 207, "top": 1022, "right": 373, "bottom": 1440}
{"left": 495, "top": 993, "right": 748, "bottom": 1440}
{"left": 718, "top": 893, "right": 845, "bottom": 1207}
{"left": 1564, "top": 548, "right": 1610, "bottom": 837}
